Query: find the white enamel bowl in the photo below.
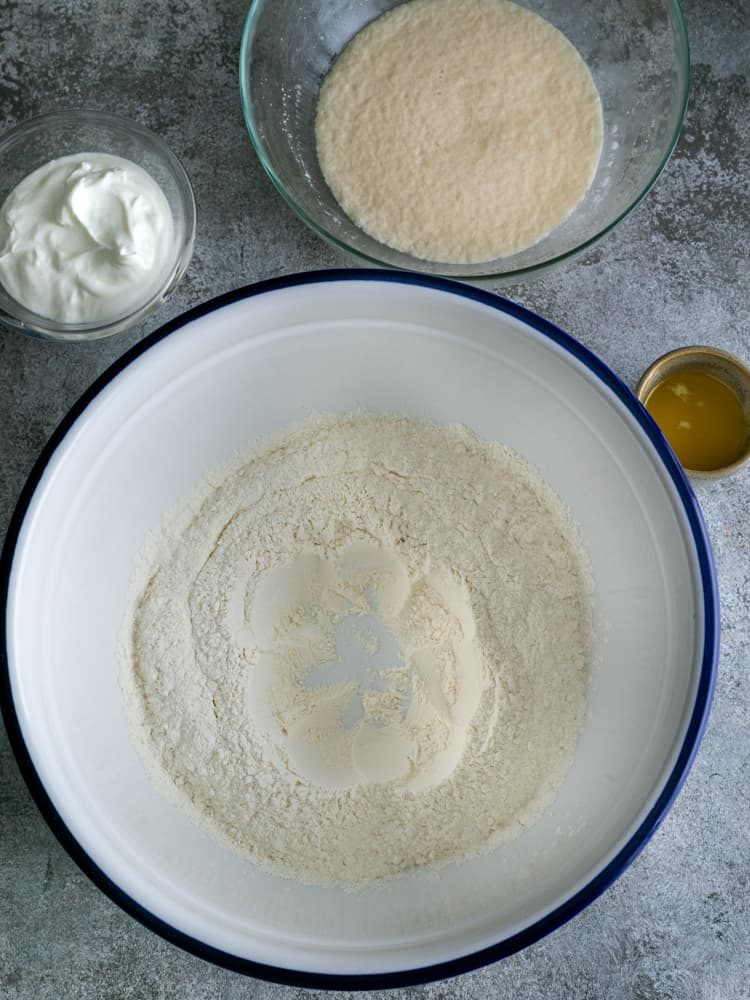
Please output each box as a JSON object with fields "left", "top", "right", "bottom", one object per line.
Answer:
{"left": 1, "top": 273, "right": 717, "bottom": 988}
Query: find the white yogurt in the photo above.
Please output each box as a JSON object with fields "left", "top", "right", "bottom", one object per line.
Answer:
{"left": 0, "top": 152, "right": 174, "bottom": 324}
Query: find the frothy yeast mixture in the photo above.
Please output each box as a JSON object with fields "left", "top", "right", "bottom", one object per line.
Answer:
{"left": 315, "top": 0, "right": 603, "bottom": 263}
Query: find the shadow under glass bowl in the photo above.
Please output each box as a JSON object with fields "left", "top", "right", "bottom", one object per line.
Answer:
{"left": 0, "top": 109, "right": 196, "bottom": 341}
{"left": 240, "top": 0, "right": 690, "bottom": 282}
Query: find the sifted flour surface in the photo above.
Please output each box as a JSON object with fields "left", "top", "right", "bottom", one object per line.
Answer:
{"left": 315, "top": 0, "right": 604, "bottom": 264}
{"left": 121, "top": 414, "right": 591, "bottom": 888}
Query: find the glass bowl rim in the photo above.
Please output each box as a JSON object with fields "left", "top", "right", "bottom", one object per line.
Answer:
{"left": 238, "top": 0, "right": 691, "bottom": 281}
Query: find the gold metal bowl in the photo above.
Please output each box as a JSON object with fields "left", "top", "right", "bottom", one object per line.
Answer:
{"left": 636, "top": 346, "right": 750, "bottom": 479}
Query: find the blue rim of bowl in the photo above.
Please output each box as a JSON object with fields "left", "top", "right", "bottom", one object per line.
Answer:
{"left": 239, "top": 3, "right": 691, "bottom": 281}
{"left": 0, "top": 270, "right": 718, "bottom": 990}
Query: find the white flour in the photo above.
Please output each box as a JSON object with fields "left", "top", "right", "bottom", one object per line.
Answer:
{"left": 315, "top": 0, "right": 603, "bottom": 263}
{"left": 121, "top": 414, "right": 591, "bottom": 888}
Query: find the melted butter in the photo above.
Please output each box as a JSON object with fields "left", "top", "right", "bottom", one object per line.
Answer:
{"left": 645, "top": 367, "right": 748, "bottom": 471}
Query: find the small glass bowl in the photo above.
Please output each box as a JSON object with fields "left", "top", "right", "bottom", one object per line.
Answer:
{"left": 240, "top": 0, "right": 690, "bottom": 282}
{"left": 0, "top": 109, "right": 196, "bottom": 341}
{"left": 637, "top": 346, "right": 750, "bottom": 479}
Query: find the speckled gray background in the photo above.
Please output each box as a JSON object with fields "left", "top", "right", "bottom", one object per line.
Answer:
{"left": 0, "top": 1, "right": 748, "bottom": 997}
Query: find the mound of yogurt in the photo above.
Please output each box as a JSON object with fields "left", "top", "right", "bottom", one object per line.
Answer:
{"left": 0, "top": 152, "right": 174, "bottom": 324}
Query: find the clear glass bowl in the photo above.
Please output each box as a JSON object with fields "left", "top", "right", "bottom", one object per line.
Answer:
{"left": 240, "top": 0, "right": 690, "bottom": 282}
{"left": 0, "top": 110, "right": 196, "bottom": 341}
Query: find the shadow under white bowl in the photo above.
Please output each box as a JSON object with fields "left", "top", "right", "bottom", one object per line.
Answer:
{"left": 1, "top": 272, "right": 717, "bottom": 988}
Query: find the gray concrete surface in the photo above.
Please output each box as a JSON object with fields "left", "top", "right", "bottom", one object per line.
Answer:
{"left": 0, "top": 1, "right": 748, "bottom": 997}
